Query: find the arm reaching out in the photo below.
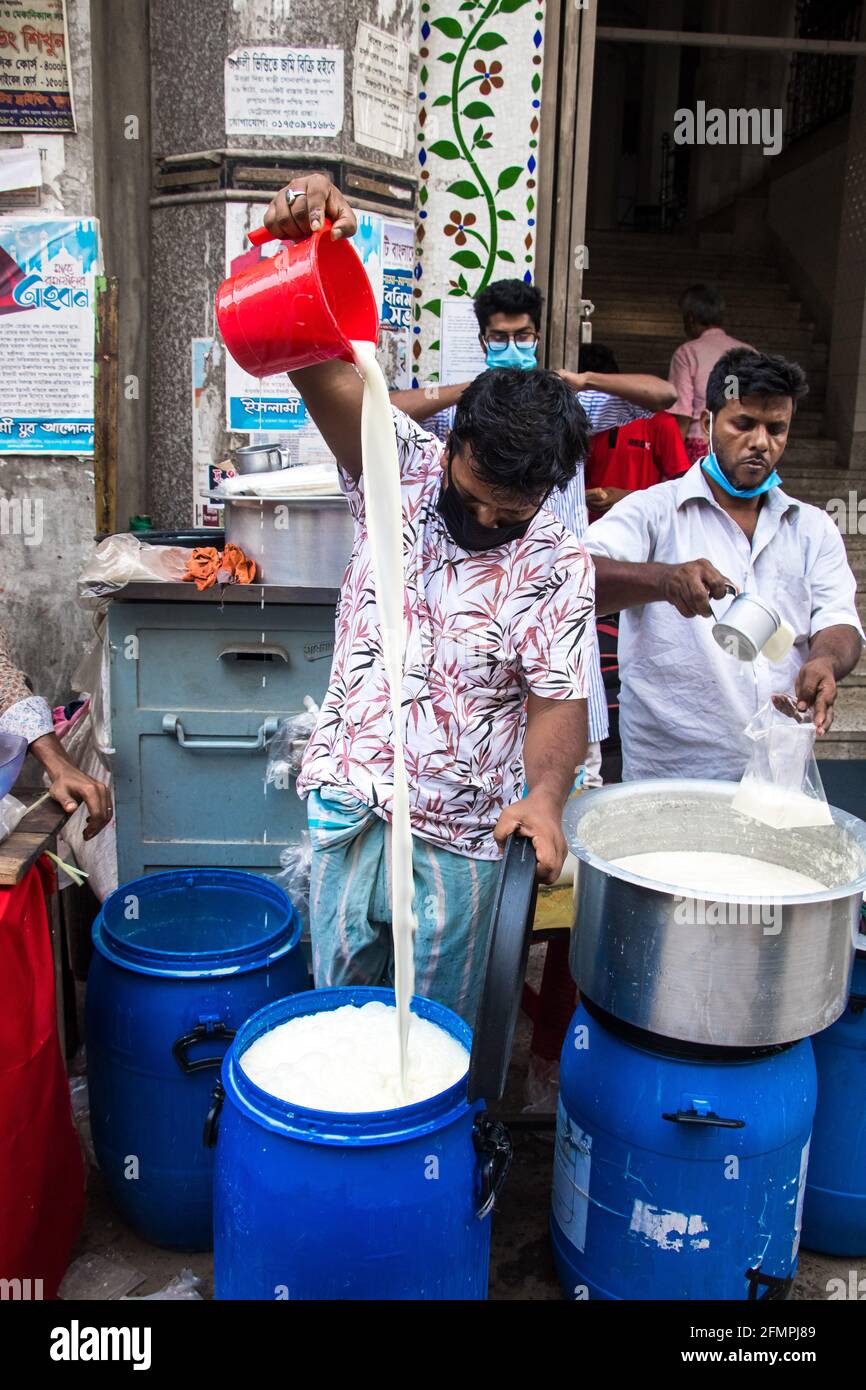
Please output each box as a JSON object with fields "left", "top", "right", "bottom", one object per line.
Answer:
{"left": 493, "top": 693, "right": 586, "bottom": 884}
{"left": 592, "top": 554, "right": 734, "bottom": 618}
{"left": 558, "top": 369, "right": 676, "bottom": 412}
{"left": 389, "top": 381, "right": 470, "bottom": 424}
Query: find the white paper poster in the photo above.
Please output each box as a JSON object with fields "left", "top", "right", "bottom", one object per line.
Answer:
{"left": 0, "top": 215, "right": 97, "bottom": 453}
{"left": 439, "top": 297, "right": 486, "bottom": 385}
{"left": 352, "top": 20, "right": 412, "bottom": 157}
{"left": 225, "top": 47, "right": 343, "bottom": 137}
{"left": 192, "top": 338, "right": 233, "bottom": 528}
{"left": 0, "top": 0, "right": 76, "bottom": 132}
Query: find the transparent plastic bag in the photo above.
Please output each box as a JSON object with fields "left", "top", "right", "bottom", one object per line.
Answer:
{"left": 122, "top": 1269, "right": 203, "bottom": 1301}
{"left": 266, "top": 697, "right": 320, "bottom": 786}
{"left": 273, "top": 832, "right": 312, "bottom": 934}
{"left": 0, "top": 792, "right": 27, "bottom": 843}
{"left": 78, "top": 534, "right": 188, "bottom": 606}
{"left": 731, "top": 697, "right": 833, "bottom": 829}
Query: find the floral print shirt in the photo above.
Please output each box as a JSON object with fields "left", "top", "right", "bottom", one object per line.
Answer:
{"left": 0, "top": 625, "right": 53, "bottom": 743}
{"left": 297, "top": 410, "right": 595, "bottom": 859}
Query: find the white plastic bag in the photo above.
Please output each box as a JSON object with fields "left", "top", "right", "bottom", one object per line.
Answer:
{"left": 265, "top": 697, "right": 320, "bottom": 785}
{"left": 78, "top": 534, "right": 188, "bottom": 605}
{"left": 273, "top": 832, "right": 312, "bottom": 935}
{"left": 121, "top": 1269, "right": 203, "bottom": 1301}
{"left": 731, "top": 698, "right": 833, "bottom": 829}
{"left": 0, "top": 792, "right": 27, "bottom": 843}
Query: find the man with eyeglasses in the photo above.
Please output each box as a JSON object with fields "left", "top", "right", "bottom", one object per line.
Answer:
{"left": 393, "top": 278, "right": 676, "bottom": 786}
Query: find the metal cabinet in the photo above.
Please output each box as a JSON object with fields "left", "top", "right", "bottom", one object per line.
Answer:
{"left": 108, "top": 590, "right": 337, "bottom": 881}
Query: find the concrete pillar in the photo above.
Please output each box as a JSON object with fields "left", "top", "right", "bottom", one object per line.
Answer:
{"left": 636, "top": 0, "right": 683, "bottom": 210}
{"left": 827, "top": 41, "right": 866, "bottom": 467}
{"left": 147, "top": 0, "right": 419, "bottom": 528}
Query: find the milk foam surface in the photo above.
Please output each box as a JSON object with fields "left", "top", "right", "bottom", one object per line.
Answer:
{"left": 612, "top": 850, "right": 826, "bottom": 896}
{"left": 240, "top": 1002, "right": 469, "bottom": 1112}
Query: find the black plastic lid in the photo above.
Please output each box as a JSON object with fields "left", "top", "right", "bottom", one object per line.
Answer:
{"left": 468, "top": 833, "right": 539, "bottom": 1102}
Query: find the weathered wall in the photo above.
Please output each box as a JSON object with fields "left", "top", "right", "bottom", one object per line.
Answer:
{"left": 767, "top": 131, "right": 847, "bottom": 343}
{"left": 413, "top": 0, "right": 545, "bottom": 385}
{"left": 0, "top": 0, "right": 97, "bottom": 705}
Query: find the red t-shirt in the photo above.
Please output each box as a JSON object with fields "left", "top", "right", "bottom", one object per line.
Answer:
{"left": 585, "top": 412, "right": 690, "bottom": 521}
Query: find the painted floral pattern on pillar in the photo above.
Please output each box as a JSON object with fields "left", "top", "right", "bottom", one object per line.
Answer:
{"left": 414, "top": 0, "right": 544, "bottom": 384}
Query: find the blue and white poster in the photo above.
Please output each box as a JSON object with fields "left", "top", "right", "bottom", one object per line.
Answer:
{"left": 0, "top": 215, "right": 98, "bottom": 453}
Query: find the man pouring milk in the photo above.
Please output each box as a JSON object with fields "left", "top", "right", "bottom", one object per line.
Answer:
{"left": 263, "top": 174, "right": 595, "bottom": 1026}
{"left": 588, "top": 347, "right": 863, "bottom": 780}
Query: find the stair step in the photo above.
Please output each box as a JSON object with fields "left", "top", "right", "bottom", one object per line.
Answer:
{"left": 593, "top": 302, "right": 807, "bottom": 328}
{"left": 602, "top": 332, "right": 828, "bottom": 364}
{"left": 587, "top": 276, "right": 796, "bottom": 302}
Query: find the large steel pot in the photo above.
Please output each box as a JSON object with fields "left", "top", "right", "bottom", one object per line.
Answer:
{"left": 208, "top": 493, "right": 355, "bottom": 587}
{"left": 565, "top": 779, "right": 866, "bottom": 1048}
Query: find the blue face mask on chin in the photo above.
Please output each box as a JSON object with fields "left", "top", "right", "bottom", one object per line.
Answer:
{"left": 485, "top": 340, "right": 538, "bottom": 371}
{"left": 701, "top": 414, "right": 782, "bottom": 498}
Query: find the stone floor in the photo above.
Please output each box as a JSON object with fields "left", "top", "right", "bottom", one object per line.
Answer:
{"left": 65, "top": 941, "right": 861, "bottom": 1303}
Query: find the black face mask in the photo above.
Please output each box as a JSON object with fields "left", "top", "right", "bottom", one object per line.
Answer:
{"left": 436, "top": 464, "right": 543, "bottom": 552}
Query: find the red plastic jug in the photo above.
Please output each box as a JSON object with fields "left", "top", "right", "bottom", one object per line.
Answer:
{"left": 216, "top": 221, "right": 379, "bottom": 378}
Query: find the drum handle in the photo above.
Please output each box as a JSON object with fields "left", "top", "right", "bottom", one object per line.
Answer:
{"left": 172, "top": 1020, "right": 237, "bottom": 1074}
{"left": 203, "top": 1081, "right": 225, "bottom": 1149}
{"left": 473, "top": 1114, "right": 513, "bottom": 1219}
{"left": 662, "top": 1108, "right": 745, "bottom": 1129}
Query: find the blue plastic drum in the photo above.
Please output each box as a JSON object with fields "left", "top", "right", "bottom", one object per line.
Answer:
{"left": 551, "top": 1002, "right": 816, "bottom": 1300}
{"left": 212, "top": 987, "right": 510, "bottom": 1300}
{"left": 86, "top": 869, "right": 309, "bottom": 1250}
{"left": 802, "top": 951, "right": 866, "bottom": 1255}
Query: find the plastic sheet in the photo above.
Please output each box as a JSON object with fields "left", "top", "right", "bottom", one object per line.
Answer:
{"left": 121, "top": 1269, "right": 203, "bottom": 1301}
{"left": 78, "top": 534, "right": 188, "bottom": 604}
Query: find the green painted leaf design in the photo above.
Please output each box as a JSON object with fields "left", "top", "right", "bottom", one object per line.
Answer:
{"left": 531, "top": 73, "right": 541, "bottom": 93}
{"left": 429, "top": 340, "right": 441, "bottom": 352}
{"left": 497, "top": 209, "right": 516, "bottom": 220}
{"left": 438, "top": 52, "right": 457, "bottom": 63}
{"left": 499, "top": 0, "right": 530, "bottom": 11}
{"left": 422, "top": 299, "right": 442, "bottom": 316}
{"left": 497, "top": 249, "right": 515, "bottom": 262}
{"left": 447, "top": 179, "right": 481, "bottom": 198}
{"left": 429, "top": 140, "right": 461, "bottom": 159}
{"left": 451, "top": 250, "right": 482, "bottom": 269}
{"left": 498, "top": 165, "right": 523, "bottom": 190}
{"left": 476, "top": 138, "right": 492, "bottom": 148}
{"left": 432, "top": 94, "right": 451, "bottom": 107}
{"left": 476, "top": 32, "right": 506, "bottom": 50}
{"left": 420, "top": 65, "right": 428, "bottom": 85}
{"left": 433, "top": 17, "right": 463, "bottom": 38}
{"left": 473, "top": 123, "right": 484, "bottom": 144}
{"left": 419, "top": 184, "right": 428, "bottom": 206}
{"left": 463, "top": 100, "right": 494, "bottom": 118}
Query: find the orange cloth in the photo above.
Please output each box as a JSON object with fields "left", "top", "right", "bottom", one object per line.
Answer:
{"left": 182, "top": 544, "right": 256, "bottom": 590}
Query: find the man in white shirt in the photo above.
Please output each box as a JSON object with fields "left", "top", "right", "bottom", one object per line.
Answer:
{"left": 587, "top": 348, "right": 863, "bottom": 781}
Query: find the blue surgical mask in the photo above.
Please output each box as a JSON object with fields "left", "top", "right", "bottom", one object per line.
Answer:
{"left": 701, "top": 413, "right": 782, "bottom": 498}
{"left": 485, "top": 340, "right": 538, "bottom": 371}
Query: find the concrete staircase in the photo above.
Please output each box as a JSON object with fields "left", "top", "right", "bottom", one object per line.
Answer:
{"left": 585, "top": 230, "right": 866, "bottom": 759}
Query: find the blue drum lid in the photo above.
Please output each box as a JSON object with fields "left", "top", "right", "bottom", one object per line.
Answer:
{"left": 94, "top": 868, "right": 299, "bottom": 976}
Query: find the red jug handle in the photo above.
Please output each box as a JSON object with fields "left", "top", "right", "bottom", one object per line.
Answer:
{"left": 248, "top": 218, "right": 332, "bottom": 247}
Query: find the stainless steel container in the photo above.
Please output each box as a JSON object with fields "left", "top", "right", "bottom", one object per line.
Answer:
{"left": 221, "top": 494, "right": 354, "bottom": 586}
{"left": 566, "top": 779, "right": 866, "bottom": 1047}
{"left": 712, "top": 591, "right": 781, "bottom": 662}
{"left": 231, "top": 444, "right": 284, "bottom": 475}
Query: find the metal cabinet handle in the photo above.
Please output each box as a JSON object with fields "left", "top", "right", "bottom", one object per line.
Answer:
{"left": 218, "top": 643, "right": 289, "bottom": 663}
{"left": 662, "top": 1108, "right": 745, "bottom": 1129}
{"left": 162, "top": 714, "right": 279, "bottom": 750}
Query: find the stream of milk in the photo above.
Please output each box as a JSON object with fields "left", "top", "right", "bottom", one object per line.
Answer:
{"left": 350, "top": 340, "right": 417, "bottom": 1091}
